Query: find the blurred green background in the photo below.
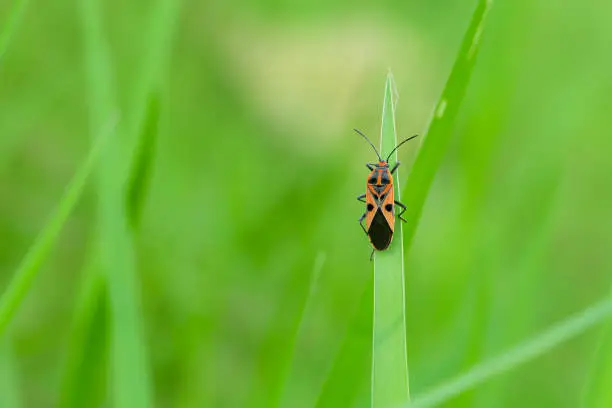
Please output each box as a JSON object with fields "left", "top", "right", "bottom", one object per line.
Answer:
{"left": 2, "top": 0, "right": 612, "bottom": 407}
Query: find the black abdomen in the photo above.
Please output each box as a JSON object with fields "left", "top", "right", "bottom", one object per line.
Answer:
{"left": 368, "top": 209, "right": 393, "bottom": 250}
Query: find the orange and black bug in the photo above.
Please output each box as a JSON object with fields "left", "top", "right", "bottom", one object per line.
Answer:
{"left": 355, "top": 129, "right": 418, "bottom": 260}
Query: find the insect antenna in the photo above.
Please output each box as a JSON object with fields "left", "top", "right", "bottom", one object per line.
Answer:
{"left": 385, "top": 134, "right": 419, "bottom": 162}
{"left": 354, "top": 128, "right": 382, "bottom": 161}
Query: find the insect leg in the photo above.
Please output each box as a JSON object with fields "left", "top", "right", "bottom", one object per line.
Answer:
{"left": 358, "top": 213, "right": 368, "bottom": 234}
{"left": 394, "top": 200, "right": 407, "bottom": 222}
{"left": 390, "top": 161, "right": 401, "bottom": 174}
{"left": 366, "top": 163, "right": 376, "bottom": 170}
{"left": 357, "top": 194, "right": 366, "bottom": 202}
{"left": 370, "top": 249, "right": 375, "bottom": 261}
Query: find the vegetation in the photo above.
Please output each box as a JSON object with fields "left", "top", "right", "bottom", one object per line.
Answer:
{"left": 2, "top": 0, "right": 612, "bottom": 406}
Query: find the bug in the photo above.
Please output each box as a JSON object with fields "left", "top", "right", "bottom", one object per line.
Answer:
{"left": 355, "top": 129, "right": 418, "bottom": 260}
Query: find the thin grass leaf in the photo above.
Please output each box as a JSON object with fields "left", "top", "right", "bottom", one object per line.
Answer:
{"left": 58, "top": 269, "right": 109, "bottom": 408}
{"left": 126, "top": 92, "right": 161, "bottom": 228}
{"left": 75, "top": 0, "right": 180, "bottom": 404}
{"left": 123, "top": 0, "right": 180, "bottom": 229}
{"left": 405, "top": 298, "right": 612, "bottom": 408}
{"left": 371, "top": 72, "right": 410, "bottom": 407}
{"left": 78, "top": 0, "right": 181, "bottom": 405}
{"left": 401, "top": 0, "right": 493, "bottom": 252}
{"left": 0, "top": 119, "right": 114, "bottom": 336}
{"left": 0, "top": 0, "right": 28, "bottom": 63}
{"left": 123, "top": 0, "right": 180, "bottom": 152}
{"left": 0, "top": 339, "right": 21, "bottom": 408}
{"left": 79, "top": 0, "right": 153, "bottom": 405}
{"left": 96, "top": 217, "right": 152, "bottom": 408}
{"left": 107, "top": 0, "right": 179, "bottom": 399}
{"left": 57, "top": 1, "right": 119, "bottom": 407}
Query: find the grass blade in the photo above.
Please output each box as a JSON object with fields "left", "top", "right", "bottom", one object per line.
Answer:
{"left": 0, "top": 120, "right": 114, "bottom": 336}
{"left": 371, "top": 72, "right": 410, "bottom": 406}
{"left": 401, "top": 0, "right": 493, "bottom": 251}
{"left": 97, "top": 197, "right": 152, "bottom": 408}
{"left": 59, "top": 0, "right": 118, "bottom": 406}
{"left": 123, "top": 0, "right": 180, "bottom": 155}
{"left": 76, "top": 0, "right": 180, "bottom": 404}
{"left": 0, "top": 0, "right": 28, "bottom": 62}
{"left": 79, "top": 0, "right": 155, "bottom": 405}
{"left": 79, "top": 0, "right": 181, "bottom": 405}
{"left": 126, "top": 92, "right": 161, "bottom": 229}
{"left": 58, "top": 268, "right": 109, "bottom": 408}
{"left": 406, "top": 298, "right": 612, "bottom": 408}
{"left": 122, "top": 0, "right": 180, "bottom": 229}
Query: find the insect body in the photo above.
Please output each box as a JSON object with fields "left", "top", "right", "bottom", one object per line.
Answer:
{"left": 355, "top": 129, "right": 417, "bottom": 259}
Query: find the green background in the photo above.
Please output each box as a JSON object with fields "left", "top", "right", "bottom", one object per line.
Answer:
{"left": 2, "top": 0, "right": 612, "bottom": 406}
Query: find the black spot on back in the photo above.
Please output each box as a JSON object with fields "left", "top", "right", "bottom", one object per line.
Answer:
{"left": 368, "top": 209, "right": 392, "bottom": 250}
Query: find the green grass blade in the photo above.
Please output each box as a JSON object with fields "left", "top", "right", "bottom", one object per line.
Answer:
{"left": 76, "top": 0, "right": 180, "bottom": 403}
{"left": 98, "top": 203, "right": 152, "bottom": 408}
{"left": 126, "top": 92, "right": 161, "bottom": 228}
{"left": 0, "top": 0, "right": 28, "bottom": 62}
{"left": 401, "top": 0, "right": 493, "bottom": 251}
{"left": 0, "top": 339, "right": 21, "bottom": 408}
{"left": 58, "top": 268, "right": 109, "bottom": 408}
{"left": 0, "top": 120, "right": 114, "bottom": 336}
{"left": 122, "top": 0, "right": 180, "bottom": 227}
{"left": 79, "top": 0, "right": 154, "bottom": 405}
{"left": 406, "top": 298, "right": 612, "bottom": 408}
{"left": 123, "top": 0, "right": 180, "bottom": 152}
{"left": 371, "top": 72, "right": 410, "bottom": 406}
{"left": 61, "top": 0, "right": 118, "bottom": 406}
{"left": 78, "top": 0, "right": 180, "bottom": 405}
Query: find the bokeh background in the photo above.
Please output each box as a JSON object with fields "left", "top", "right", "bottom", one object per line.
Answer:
{"left": 2, "top": 0, "right": 612, "bottom": 407}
